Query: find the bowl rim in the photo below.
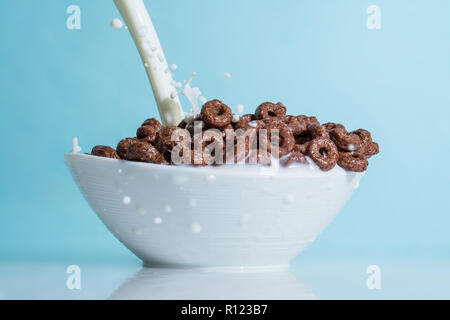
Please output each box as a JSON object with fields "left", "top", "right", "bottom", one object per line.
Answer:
{"left": 65, "top": 152, "right": 363, "bottom": 178}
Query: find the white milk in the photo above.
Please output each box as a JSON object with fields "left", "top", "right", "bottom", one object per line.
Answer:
{"left": 180, "top": 72, "right": 203, "bottom": 116}
{"left": 110, "top": 18, "right": 123, "bottom": 29}
{"left": 114, "top": 0, "right": 184, "bottom": 126}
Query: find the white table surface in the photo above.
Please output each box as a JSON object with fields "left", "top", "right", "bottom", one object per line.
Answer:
{"left": 1, "top": 257, "right": 448, "bottom": 300}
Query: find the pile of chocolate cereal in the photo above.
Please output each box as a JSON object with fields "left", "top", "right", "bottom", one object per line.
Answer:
{"left": 91, "top": 100, "right": 379, "bottom": 172}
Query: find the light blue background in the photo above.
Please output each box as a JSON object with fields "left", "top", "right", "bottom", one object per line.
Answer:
{"left": 1, "top": 0, "right": 449, "bottom": 268}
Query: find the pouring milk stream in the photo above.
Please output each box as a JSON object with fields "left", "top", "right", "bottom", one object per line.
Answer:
{"left": 113, "top": 0, "right": 184, "bottom": 126}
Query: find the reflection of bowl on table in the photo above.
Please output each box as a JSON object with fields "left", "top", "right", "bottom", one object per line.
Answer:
{"left": 109, "top": 266, "right": 316, "bottom": 300}
{"left": 65, "top": 153, "right": 363, "bottom": 268}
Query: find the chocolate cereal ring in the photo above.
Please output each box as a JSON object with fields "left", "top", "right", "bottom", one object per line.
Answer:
{"left": 284, "top": 116, "right": 307, "bottom": 135}
{"left": 220, "top": 124, "right": 235, "bottom": 138}
{"left": 190, "top": 150, "right": 209, "bottom": 166}
{"left": 261, "top": 122, "right": 295, "bottom": 157}
{"left": 308, "top": 124, "right": 329, "bottom": 139}
{"left": 177, "top": 119, "right": 188, "bottom": 129}
{"left": 185, "top": 116, "right": 205, "bottom": 135}
{"left": 125, "top": 141, "right": 163, "bottom": 164}
{"left": 297, "top": 115, "right": 319, "bottom": 128}
{"left": 307, "top": 138, "right": 339, "bottom": 171}
{"left": 142, "top": 118, "right": 162, "bottom": 131}
{"left": 200, "top": 99, "right": 233, "bottom": 129}
{"left": 116, "top": 137, "right": 138, "bottom": 159}
{"left": 91, "top": 146, "right": 120, "bottom": 159}
{"left": 337, "top": 152, "right": 368, "bottom": 172}
{"left": 137, "top": 125, "right": 159, "bottom": 144}
{"left": 255, "top": 102, "right": 287, "bottom": 120}
{"left": 155, "top": 126, "right": 187, "bottom": 152}
{"left": 280, "top": 151, "right": 308, "bottom": 167}
{"left": 200, "top": 129, "right": 225, "bottom": 165}
{"left": 352, "top": 129, "right": 379, "bottom": 158}
{"left": 293, "top": 143, "right": 309, "bottom": 154}
{"left": 329, "top": 126, "right": 362, "bottom": 152}
{"left": 364, "top": 142, "right": 379, "bottom": 158}
{"left": 235, "top": 114, "right": 253, "bottom": 128}
{"left": 293, "top": 124, "right": 327, "bottom": 145}
{"left": 235, "top": 114, "right": 263, "bottom": 131}
{"left": 323, "top": 122, "right": 345, "bottom": 132}
{"left": 246, "top": 120, "right": 265, "bottom": 131}
{"left": 224, "top": 132, "right": 255, "bottom": 164}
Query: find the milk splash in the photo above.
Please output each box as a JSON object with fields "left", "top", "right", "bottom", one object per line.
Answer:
{"left": 178, "top": 72, "right": 203, "bottom": 116}
{"left": 170, "top": 71, "right": 245, "bottom": 124}
{"left": 71, "top": 138, "right": 82, "bottom": 154}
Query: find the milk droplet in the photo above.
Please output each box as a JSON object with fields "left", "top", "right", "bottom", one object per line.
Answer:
{"left": 224, "top": 72, "right": 231, "bottom": 78}
{"left": 123, "top": 196, "right": 131, "bottom": 205}
{"left": 205, "top": 175, "right": 216, "bottom": 183}
{"left": 236, "top": 104, "right": 244, "bottom": 114}
{"left": 169, "top": 64, "right": 177, "bottom": 71}
{"left": 164, "top": 205, "right": 173, "bottom": 213}
{"left": 188, "top": 199, "right": 197, "bottom": 208}
{"left": 153, "top": 217, "right": 163, "bottom": 225}
{"left": 110, "top": 18, "right": 123, "bottom": 29}
{"left": 191, "top": 223, "right": 202, "bottom": 233}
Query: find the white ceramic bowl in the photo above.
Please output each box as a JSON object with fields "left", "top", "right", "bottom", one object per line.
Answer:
{"left": 65, "top": 153, "right": 362, "bottom": 268}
